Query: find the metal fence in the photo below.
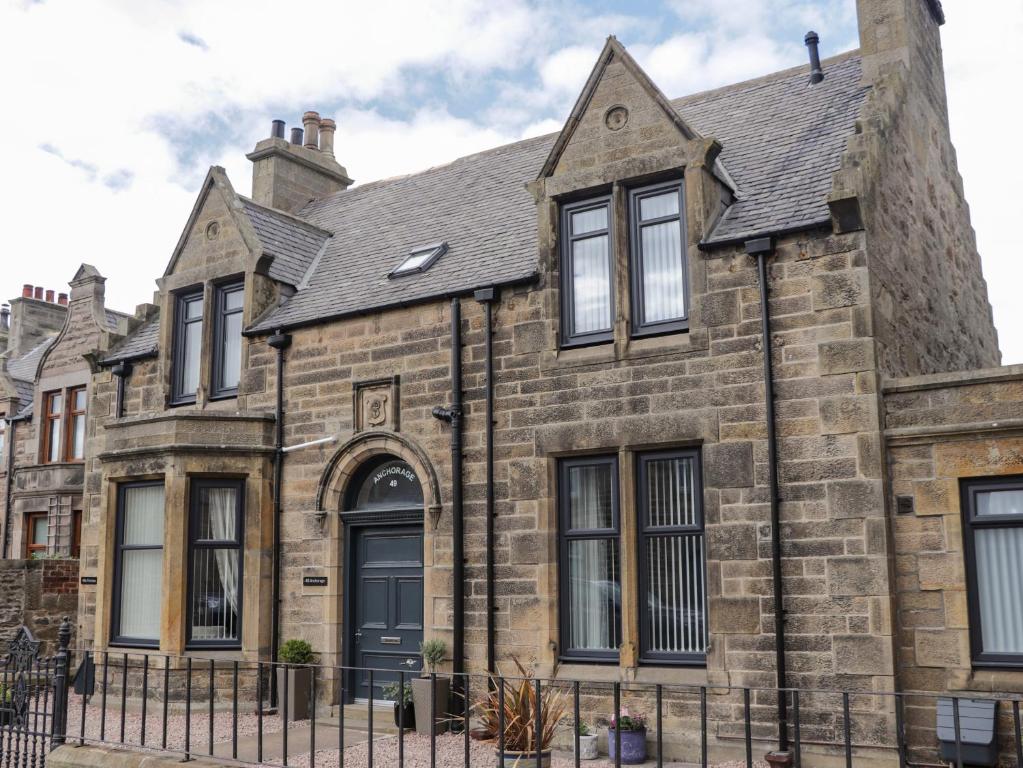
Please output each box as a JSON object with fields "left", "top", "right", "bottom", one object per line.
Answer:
{"left": 4, "top": 624, "right": 1023, "bottom": 767}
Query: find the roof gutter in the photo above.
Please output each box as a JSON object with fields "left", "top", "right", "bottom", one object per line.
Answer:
{"left": 698, "top": 220, "right": 831, "bottom": 252}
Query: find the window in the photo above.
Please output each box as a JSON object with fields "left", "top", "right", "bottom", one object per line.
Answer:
{"left": 24, "top": 512, "right": 48, "bottom": 558}
{"left": 637, "top": 449, "right": 706, "bottom": 664}
{"left": 66, "top": 386, "right": 87, "bottom": 461}
{"left": 188, "top": 479, "right": 243, "bottom": 647}
{"left": 963, "top": 476, "right": 1023, "bottom": 667}
{"left": 560, "top": 197, "right": 614, "bottom": 346}
{"left": 558, "top": 456, "right": 621, "bottom": 661}
{"left": 71, "top": 510, "right": 82, "bottom": 559}
{"left": 389, "top": 242, "right": 447, "bottom": 277}
{"left": 111, "top": 482, "right": 165, "bottom": 646}
{"left": 42, "top": 391, "right": 63, "bottom": 463}
{"left": 211, "top": 282, "right": 244, "bottom": 399}
{"left": 172, "top": 289, "right": 204, "bottom": 405}
{"left": 629, "top": 182, "right": 688, "bottom": 336}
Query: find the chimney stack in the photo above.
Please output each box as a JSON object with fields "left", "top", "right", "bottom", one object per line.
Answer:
{"left": 805, "top": 31, "right": 825, "bottom": 84}
{"left": 290, "top": 127, "right": 304, "bottom": 145}
{"left": 45, "top": 289, "right": 55, "bottom": 303}
{"left": 318, "top": 119, "right": 336, "bottom": 157}
{"left": 58, "top": 293, "right": 68, "bottom": 306}
{"left": 22, "top": 284, "right": 32, "bottom": 298}
{"left": 271, "top": 119, "right": 286, "bottom": 140}
{"left": 34, "top": 286, "right": 43, "bottom": 300}
{"left": 303, "top": 111, "right": 321, "bottom": 150}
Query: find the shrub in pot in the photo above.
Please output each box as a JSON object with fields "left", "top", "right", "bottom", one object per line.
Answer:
{"left": 382, "top": 680, "right": 416, "bottom": 731}
{"left": 576, "top": 721, "right": 598, "bottom": 760}
{"left": 411, "top": 638, "right": 449, "bottom": 736}
{"left": 608, "top": 711, "right": 647, "bottom": 765}
{"left": 276, "top": 639, "right": 314, "bottom": 721}
{"left": 474, "top": 658, "right": 567, "bottom": 768}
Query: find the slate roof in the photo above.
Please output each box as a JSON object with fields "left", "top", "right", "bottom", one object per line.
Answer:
{"left": 5, "top": 337, "right": 54, "bottom": 416}
{"left": 248, "top": 53, "right": 867, "bottom": 333}
{"left": 239, "top": 197, "right": 332, "bottom": 287}
{"left": 100, "top": 314, "right": 160, "bottom": 365}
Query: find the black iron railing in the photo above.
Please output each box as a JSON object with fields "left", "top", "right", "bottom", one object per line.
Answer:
{"left": 3, "top": 627, "right": 1023, "bottom": 768}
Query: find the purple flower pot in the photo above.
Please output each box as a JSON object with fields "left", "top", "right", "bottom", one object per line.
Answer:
{"left": 608, "top": 727, "right": 647, "bottom": 765}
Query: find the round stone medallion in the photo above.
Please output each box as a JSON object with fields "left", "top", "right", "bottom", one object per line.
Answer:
{"left": 604, "top": 105, "right": 629, "bottom": 131}
{"left": 205, "top": 221, "right": 221, "bottom": 241}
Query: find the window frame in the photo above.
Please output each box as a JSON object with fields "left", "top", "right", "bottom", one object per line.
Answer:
{"left": 24, "top": 511, "right": 48, "bottom": 558}
{"left": 628, "top": 180, "right": 689, "bottom": 338}
{"left": 41, "top": 390, "right": 63, "bottom": 464}
{"left": 557, "top": 454, "right": 621, "bottom": 663}
{"left": 389, "top": 242, "right": 448, "bottom": 278}
{"left": 171, "top": 287, "right": 205, "bottom": 406}
{"left": 186, "top": 478, "right": 245, "bottom": 650}
{"left": 110, "top": 480, "right": 165, "bottom": 648}
{"left": 559, "top": 196, "right": 615, "bottom": 348}
{"left": 962, "top": 475, "right": 1023, "bottom": 668}
{"left": 635, "top": 448, "right": 707, "bottom": 666}
{"left": 65, "top": 386, "right": 87, "bottom": 461}
{"left": 210, "top": 280, "right": 244, "bottom": 400}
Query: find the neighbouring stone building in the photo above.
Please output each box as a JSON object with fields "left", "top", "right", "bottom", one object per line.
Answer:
{"left": 56, "top": 0, "right": 1023, "bottom": 763}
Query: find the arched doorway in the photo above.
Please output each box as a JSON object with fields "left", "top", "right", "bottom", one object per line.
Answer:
{"left": 343, "top": 455, "right": 425, "bottom": 702}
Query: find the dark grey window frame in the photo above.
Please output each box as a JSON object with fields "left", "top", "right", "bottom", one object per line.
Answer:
{"left": 557, "top": 454, "right": 621, "bottom": 663}
{"left": 636, "top": 448, "right": 707, "bottom": 666}
{"left": 559, "top": 196, "right": 615, "bottom": 348}
{"left": 186, "top": 478, "right": 245, "bottom": 650}
{"left": 628, "top": 180, "right": 689, "bottom": 337}
{"left": 388, "top": 242, "right": 448, "bottom": 278}
{"left": 210, "top": 279, "right": 244, "bottom": 400}
{"left": 110, "top": 480, "right": 164, "bottom": 649}
{"left": 171, "top": 287, "right": 204, "bottom": 406}
{"left": 962, "top": 475, "right": 1023, "bottom": 668}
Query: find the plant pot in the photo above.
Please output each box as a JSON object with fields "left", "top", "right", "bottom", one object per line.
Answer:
{"left": 393, "top": 700, "right": 416, "bottom": 731}
{"left": 275, "top": 666, "right": 313, "bottom": 721}
{"left": 0, "top": 708, "right": 12, "bottom": 728}
{"left": 577, "top": 733, "right": 599, "bottom": 760}
{"left": 411, "top": 676, "right": 449, "bottom": 735}
{"left": 608, "top": 727, "right": 647, "bottom": 765}
{"left": 495, "top": 748, "right": 552, "bottom": 767}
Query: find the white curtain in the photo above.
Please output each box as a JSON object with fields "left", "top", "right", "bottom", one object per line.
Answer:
{"left": 572, "top": 235, "right": 612, "bottom": 334}
{"left": 191, "top": 487, "right": 240, "bottom": 642}
{"left": 119, "top": 485, "right": 164, "bottom": 640}
{"left": 221, "top": 311, "right": 242, "bottom": 391}
{"left": 209, "top": 488, "right": 239, "bottom": 616}
{"left": 975, "top": 488, "right": 1023, "bottom": 653}
{"left": 640, "top": 220, "right": 685, "bottom": 323}
{"left": 977, "top": 490, "right": 1023, "bottom": 517}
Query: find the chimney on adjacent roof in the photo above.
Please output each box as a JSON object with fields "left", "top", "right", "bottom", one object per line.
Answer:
{"left": 247, "top": 113, "right": 353, "bottom": 214}
{"left": 805, "top": 31, "right": 825, "bottom": 84}
{"left": 33, "top": 286, "right": 43, "bottom": 300}
{"left": 58, "top": 293, "right": 68, "bottom": 306}
{"left": 6, "top": 283, "right": 68, "bottom": 358}
{"left": 22, "top": 284, "right": 32, "bottom": 298}
{"left": 45, "top": 289, "right": 55, "bottom": 303}
{"left": 1, "top": 304, "right": 10, "bottom": 332}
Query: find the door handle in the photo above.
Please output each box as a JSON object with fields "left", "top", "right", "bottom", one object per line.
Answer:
{"left": 354, "top": 631, "right": 362, "bottom": 646}
{"left": 402, "top": 658, "right": 417, "bottom": 668}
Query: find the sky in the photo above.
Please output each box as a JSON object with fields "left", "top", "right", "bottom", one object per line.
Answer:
{"left": 1, "top": 0, "right": 1021, "bottom": 364}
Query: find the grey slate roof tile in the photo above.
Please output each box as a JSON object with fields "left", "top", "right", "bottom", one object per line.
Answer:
{"left": 100, "top": 315, "right": 160, "bottom": 364}
{"left": 248, "top": 54, "right": 869, "bottom": 333}
{"left": 240, "top": 198, "right": 332, "bottom": 287}
{"left": 6, "top": 337, "right": 54, "bottom": 416}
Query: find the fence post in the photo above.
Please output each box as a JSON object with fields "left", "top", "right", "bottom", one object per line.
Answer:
{"left": 50, "top": 616, "right": 72, "bottom": 751}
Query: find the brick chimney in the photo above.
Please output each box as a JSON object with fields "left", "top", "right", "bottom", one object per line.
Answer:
{"left": 247, "top": 111, "right": 352, "bottom": 214}
{"left": 6, "top": 283, "right": 68, "bottom": 357}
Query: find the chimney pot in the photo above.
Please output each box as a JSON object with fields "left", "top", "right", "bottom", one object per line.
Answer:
{"left": 58, "top": 293, "right": 68, "bottom": 306}
{"left": 805, "top": 30, "right": 825, "bottom": 85}
{"left": 22, "top": 284, "right": 33, "bottom": 298}
{"left": 290, "top": 127, "right": 304, "bottom": 145}
{"left": 271, "top": 119, "right": 286, "bottom": 139}
{"left": 45, "top": 289, "right": 55, "bottom": 303}
{"left": 34, "top": 286, "right": 43, "bottom": 300}
{"left": 318, "top": 118, "right": 336, "bottom": 157}
{"left": 303, "top": 111, "right": 321, "bottom": 150}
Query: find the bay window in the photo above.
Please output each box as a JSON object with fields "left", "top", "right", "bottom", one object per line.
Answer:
{"left": 560, "top": 197, "right": 614, "bottom": 347}
{"left": 112, "top": 482, "right": 165, "bottom": 646}
{"left": 188, "top": 479, "right": 243, "bottom": 647}
{"left": 963, "top": 476, "right": 1023, "bottom": 666}
{"left": 558, "top": 456, "right": 621, "bottom": 660}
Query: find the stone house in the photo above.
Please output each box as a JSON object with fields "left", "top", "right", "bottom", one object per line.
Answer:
{"left": 72, "top": 0, "right": 1023, "bottom": 762}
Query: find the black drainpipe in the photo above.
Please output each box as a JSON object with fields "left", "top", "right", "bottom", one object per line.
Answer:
{"left": 111, "top": 361, "right": 132, "bottom": 418}
{"left": 2, "top": 417, "right": 17, "bottom": 559}
{"left": 474, "top": 287, "right": 497, "bottom": 674}
{"left": 432, "top": 299, "right": 464, "bottom": 710}
{"left": 747, "top": 236, "right": 790, "bottom": 758}
{"left": 267, "top": 328, "right": 292, "bottom": 709}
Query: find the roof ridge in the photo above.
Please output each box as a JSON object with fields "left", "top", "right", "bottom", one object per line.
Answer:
{"left": 239, "top": 195, "right": 334, "bottom": 236}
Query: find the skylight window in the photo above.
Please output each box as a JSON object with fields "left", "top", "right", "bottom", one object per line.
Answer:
{"left": 389, "top": 242, "right": 447, "bottom": 277}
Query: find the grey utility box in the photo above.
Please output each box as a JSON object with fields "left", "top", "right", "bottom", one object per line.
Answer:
{"left": 936, "top": 698, "right": 998, "bottom": 766}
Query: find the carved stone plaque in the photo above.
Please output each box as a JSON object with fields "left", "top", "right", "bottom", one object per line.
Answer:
{"left": 353, "top": 376, "right": 400, "bottom": 432}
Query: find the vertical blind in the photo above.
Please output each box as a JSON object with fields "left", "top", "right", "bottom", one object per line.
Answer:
{"left": 636, "top": 188, "right": 685, "bottom": 325}
{"left": 642, "top": 454, "right": 706, "bottom": 657}
{"left": 569, "top": 204, "right": 612, "bottom": 337}
{"left": 190, "top": 485, "right": 241, "bottom": 643}
{"left": 974, "top": 487, "right": 1023, "bottom": 655}
{"left": 118, "top": 484, "right": 164, "bottom": 641}
{"left": 563, "top": 460, "right": 620, "bottom": 654}
{"left": 217, "top": 286, "right": 244, "bottom": 393}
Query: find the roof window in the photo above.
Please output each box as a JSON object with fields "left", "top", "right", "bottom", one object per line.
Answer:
{"left": 389, "top": 242, "right": 447, "bottom": 277}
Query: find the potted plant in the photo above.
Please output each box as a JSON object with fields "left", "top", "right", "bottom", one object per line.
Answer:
{"left": 276, "top": 639, "right": 314, "bottom": 721}
{"left": 608, "top": 710, "right": 647, "bottom": 765}
{"left": 474, "top": 658, "right": 567, "bottom": 768}
{"left": 411, "top": 638, "right": 449, "bottom": 735}
{"left": 382, "top": 679, "right": 416, "bottom": 730}
{"left": 576, "top": 721, "right": 598, "bottom": 760}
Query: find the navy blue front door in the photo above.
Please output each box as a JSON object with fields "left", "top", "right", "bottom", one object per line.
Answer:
{"left": 351, "top": 524, "right": 424, "bottom": 700}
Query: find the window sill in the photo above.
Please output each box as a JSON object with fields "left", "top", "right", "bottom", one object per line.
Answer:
{"left": 542, "top": 327, "right": 709, "bottom": 375}
{"left": 949, "top": 666, "right": 1023, "bottom": 694}
{"left": 553, "top": 663, "right": 709, "bottom": 687}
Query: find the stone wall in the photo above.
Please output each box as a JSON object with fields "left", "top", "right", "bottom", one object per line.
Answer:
{"left": 883, "top": 364, "right": 1023, "bottom": 761}
{"left": 0, "top": 557, "right": 78, "bottom": 652}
